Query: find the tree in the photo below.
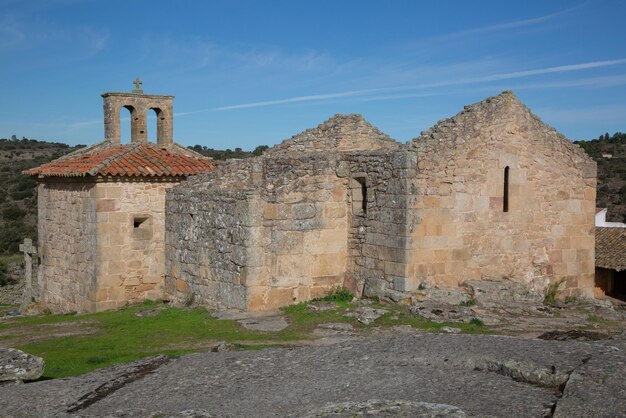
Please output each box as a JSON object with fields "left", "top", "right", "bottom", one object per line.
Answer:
{"left": 253, "top": 145, "right": 269, "bottom": 156}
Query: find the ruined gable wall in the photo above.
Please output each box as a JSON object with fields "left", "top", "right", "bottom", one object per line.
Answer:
{"left": 37, "top": 181, "right": 97, "bottom": 313}
{"left": 405, "top": 93, "right": 596, "bottom": 296}
{"left": 268, "top": 114, "right": 401, "bottom": 154}
{"left": 93, "top": 178, "right": 179, "bottom": 311}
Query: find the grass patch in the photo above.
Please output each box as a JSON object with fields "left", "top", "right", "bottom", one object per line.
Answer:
{"left": 469, "top": 317, "right": 484, "bottom": 326}
{"left": 1, "top": 298, "right": 495, "bottom": 379}
{"left": 459, "top": 298, "right": 476, "bottom": 307}
{"left": 587, "top": 314, "right": 601, "bottom": 323}
{"left": 576, "top": 306, "right": 591, "bottom": 314}
{"left": 278, "top": 300, "right": 357, "bottom": 337}
{"left": 564, "top": 296, "right": 584, "bottom": 304}
{"left": 354, "top": 305, "right": 493, "bottom": 335}
{"left": 6, "top": 301, "right": 275, "bottom": 378}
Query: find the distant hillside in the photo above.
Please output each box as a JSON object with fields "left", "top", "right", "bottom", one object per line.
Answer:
{"left": 574, "top": 132, "right": 626, "bottom": 223}
{"left": 187, "top": 144, "right": 268, "bottom": 160}
{"left": 0, "top": 138, "right": 85, "bottom": 254}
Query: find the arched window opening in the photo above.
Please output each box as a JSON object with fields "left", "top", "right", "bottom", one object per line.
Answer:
{"left": 120, "top": 105, "right": 135, "bottom": 144}
{"left": 150, "top": 107, "right": 163, "bottom": 144}
{"left": 503, "top": 166, "right": 510, "bottom": 212}
{"left": 146, "top": 107, "right": 161, "bottom": 143}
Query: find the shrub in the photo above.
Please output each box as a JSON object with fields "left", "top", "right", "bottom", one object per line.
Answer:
{"left": 10, "top": 189, "right": 33, "bottom": 200}
{"left": 0, "top": 256, "right": 19, "bottom": 286}
{"left": 543, "top": 278, "right": 566, "bottom": 305}
{"left": 2, "top": 205, "right": 26, "bottom": 221}
{"left": 312, "top": 286, "right": 353, "bottom": 303}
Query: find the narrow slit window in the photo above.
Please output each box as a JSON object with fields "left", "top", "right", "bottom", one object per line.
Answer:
{"left": 350, "top": 176, "right": 368, "bottom": 216}
{"left": 360, "top": 180, "right": 367, "bottom": 212}
{"left": 503, "top": 166, "right": 509, "bottom": 212}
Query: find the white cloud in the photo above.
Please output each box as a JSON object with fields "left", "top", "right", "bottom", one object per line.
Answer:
{"left": 207, "top": 59, "right": 626, "bottom": 111}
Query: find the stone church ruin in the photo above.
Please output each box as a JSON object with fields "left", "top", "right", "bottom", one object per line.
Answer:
{"left": 26, "top": 85, "right": 597, "bottom": 313}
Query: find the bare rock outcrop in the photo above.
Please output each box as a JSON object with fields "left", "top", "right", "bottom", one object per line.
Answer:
{"left": 0, "top": 348, "right": 44, "bottom": 382}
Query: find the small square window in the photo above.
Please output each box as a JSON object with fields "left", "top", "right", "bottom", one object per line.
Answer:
{"left": 132, "top": 215, "right": 152, "bottom": 240}
{"left": 134, "top": 216, "right": 149, "bottom": 228}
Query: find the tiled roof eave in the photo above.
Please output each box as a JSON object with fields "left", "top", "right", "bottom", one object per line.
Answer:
{"left": 24, "top": 143, "right": 214, "bottom": 178}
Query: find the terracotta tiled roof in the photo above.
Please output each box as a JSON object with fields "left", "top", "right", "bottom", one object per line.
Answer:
{"left": 24, "top": 142, "right": 214, "bottom": 178}
{"left": 596, "top": 208, "right": 605, "bottom": 215}
{"left": 596, "top": 227, "right": 626, "bottom": 271}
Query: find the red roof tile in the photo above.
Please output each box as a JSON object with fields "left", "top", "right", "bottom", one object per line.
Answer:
{"left": 596, "top": 227, "right": 626, "bottom": 271}
{"left": 24, "top": 142, "right": 214, "bottom": 178}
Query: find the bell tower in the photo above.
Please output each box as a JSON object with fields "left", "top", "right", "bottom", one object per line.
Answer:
{"left": 102, "top": 78, "right": 174, "bottom": 146}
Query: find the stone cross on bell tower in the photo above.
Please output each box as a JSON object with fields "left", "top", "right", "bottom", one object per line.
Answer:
{"left": 102, "top": 79, "right": 174, "bottom": 146}
{"left": 132, "top": 77, "right": 143, "bottom": 94}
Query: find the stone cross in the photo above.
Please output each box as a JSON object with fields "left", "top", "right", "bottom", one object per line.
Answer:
{"left": 132, "top": 77, "right": 143, "bottom": 94}
{"left": 19, "top": 238, "right": 37, "bottom": 305}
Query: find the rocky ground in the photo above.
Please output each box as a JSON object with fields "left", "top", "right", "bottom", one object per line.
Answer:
{"left": 1, "top": 280, "right": 626, "bottom": 417}
{"left": 1, "top": 331, "right": 625, "bottom": 417}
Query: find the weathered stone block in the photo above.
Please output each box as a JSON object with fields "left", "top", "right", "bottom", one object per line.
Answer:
{"left": 271, "top": 230, "right": 303, "bottom": 254}
{"left": 275, "top": 254, "right": 307, "bottom": 280}
{"left": 175, "top": 278, "right": 189, "bottom": 293}
{"left": 96, "top": 199, "right": 120, "bottom": 212}
{"left": 292, "top": 203, "right": 316, "bottom": 220}
{"left": 393, "top": 276, "right": 420, "bottom": 292}
{"left": 303, "top": 229, "right": 346, "bottom": 255}
{"left": 310, "top": 253, "right": 346, "bottom": 277}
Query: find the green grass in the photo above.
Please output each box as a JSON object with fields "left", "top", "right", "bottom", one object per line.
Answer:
{"left": 7, "top": 301, "right": 277, "bottom": 378}
{"left": 309, "top": 286, "right": 353, "bottom": 303}
{"left": 459, "top": 298, "right": 477, "bottom": 307}
{"left": 277, "top": 300, "right": 358, "bottom": 337}
{"left": 368, "top": 306, "right": 492, "bottom": 334}
{"left": 1, "top": 299, "right": 495, "bottom": 379}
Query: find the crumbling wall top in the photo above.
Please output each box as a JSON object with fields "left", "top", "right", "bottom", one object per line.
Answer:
{"left": 268, "top": 113, "right": 400, "bottom": 155}
{"left": 407, "top": 91, "right": 594, "bottom": 169}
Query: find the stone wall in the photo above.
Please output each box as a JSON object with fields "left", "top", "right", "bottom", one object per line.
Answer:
{"left": 165, "top": 114, "right": 401, "bottom": 311}
{"left": 250, "top": 155, "right": 348, "bottom": 309}
{"left": 165, "top": 154, "right": 351, "bottom": 310}
{"left": 93, "top": 178, "right": 180, "bottom": 311}
{"left": 344, "top": 151, "right": 414, "bottom": 299}
{"left": 165, "top": 188, "right": 253, "bottom": 310}
{"left": 37, "top": 181, "right": 97, "bottom": 313}
{"left": 37, "top": 177, "right": 180, "bottom": 313}
{"left": 398, "top": 92, "right": 596, "bottom": 297}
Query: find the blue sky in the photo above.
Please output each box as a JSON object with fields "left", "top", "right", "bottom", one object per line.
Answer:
{"left": 0, "top": 0, "right": 625, "bottom": 149}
